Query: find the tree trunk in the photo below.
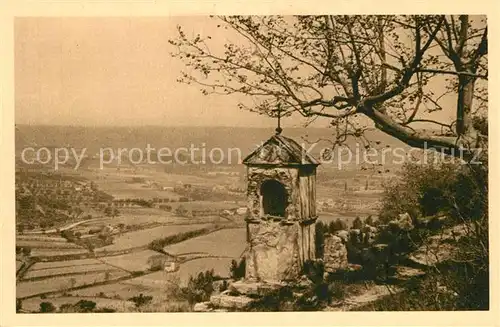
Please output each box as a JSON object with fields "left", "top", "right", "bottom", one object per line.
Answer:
{"left": 456, "top": 74, "right": 479, "bottom": 149}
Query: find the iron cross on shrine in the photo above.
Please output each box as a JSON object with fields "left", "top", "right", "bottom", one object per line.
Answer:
{"left": 273, "top": 103, "right": 285, "bottom": 135}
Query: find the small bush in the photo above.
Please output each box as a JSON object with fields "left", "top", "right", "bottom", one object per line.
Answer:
{"left": 180, "top": 269, "right": 216, "bottom": 305}
{"left": 229, "top": 257, "right": 246, "bottom": 280}
{"left": 129, "top": 294, "right": 153, "bottom": 308}
{"left": 352, "top": 217, "right": 363, "bottom": 229}
{"left": 364, "top": 215, "right": 374, "bottom": 226}
{"left": 328, "top": 219, "right": 347, "bottom": 233}
{"left": 39, "top": 301, "right": 56, "bottom": 313}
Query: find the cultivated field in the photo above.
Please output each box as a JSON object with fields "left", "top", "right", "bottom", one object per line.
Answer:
{"left": 164, "top": 228, "right": 246, "bottom": 258}
{"left": 17, "top": 235, "right": 68, "bottom": 242}
{"left": 23, "top": 263, "right": 112, "bottom": 279}
{"left": 96, "top": 223, "right": 215, "bottom": 253}
{"left": 99, "top": 249, "right": 163, "bottom": 272}
{"left": 30, "top": 248, "right": 90, "bottom": 257}
{"left": 17, "top": 270, "right": 130, "bottom": 298}
{"left": 122, "top": 270, "right": 180, "bottom": 288}
{"left": 16, "top": 240, "right": 82, "bottom": 249}
{"left": 30, "top": 258, "right": 103, "bottom": 269}
{"left": 177, "top": 257, "right": 235, "bottom": 284}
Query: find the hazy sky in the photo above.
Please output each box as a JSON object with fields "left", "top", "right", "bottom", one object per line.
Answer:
{"left": 15, "top": 17, "right": 458, "bottom": 128}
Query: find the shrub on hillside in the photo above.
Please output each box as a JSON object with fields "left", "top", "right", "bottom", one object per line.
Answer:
{"left": 352, "top": 217, "right": 364, "bottom": 229}
{"left": 180, "top": 269, "right": 216, "bottom": 305}
{"left": 229, "top": 257, "right": 246, "bottom": 280}
{"left": 39, "top": 301, "right": 56, "bottom": 313}
{"left": 379, "top": 160, "right": 486, "bottom": 223}
{"left": 354, "top": 214, "right": 489, "bottom": 311}
{"left": 129, "top": 294, "right": 153, "bottom": 308}
{"left": 329, "top": 219, "right": 348, "bottom": 233}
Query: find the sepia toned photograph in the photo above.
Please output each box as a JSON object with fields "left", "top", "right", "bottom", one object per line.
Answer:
{"left": 13, "top": 14, "right": 489, "bottom": 314}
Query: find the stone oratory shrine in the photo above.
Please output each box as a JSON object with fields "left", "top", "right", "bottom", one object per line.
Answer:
{"left": 193, "top": 117, "right": 323, "bottom": 312}
{"left": 241, "top": 127, "right": 320, "bottom": 282}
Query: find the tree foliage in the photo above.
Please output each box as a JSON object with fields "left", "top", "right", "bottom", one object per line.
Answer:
{"left": 379, "top": 158, "right": 487, "bottom": 222}
{"left": 171, "top": 15, "right": 487, "bottom": 159}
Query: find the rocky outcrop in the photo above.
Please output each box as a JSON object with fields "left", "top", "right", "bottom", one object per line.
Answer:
{"left": 209, "top": 291, "right": 256, "bottom": 310}
{"left": 193, "top": 302, "right": 212, "bottom": 312}
{"left": 323, "top": 235, "right": 348, "bottom": 273}
{"left": 193, "top": 280, "right": 286, "bottom": 312}
{"left": 389, "top": 212, "right": 414, "bottom": 231}
{"left": 409, "top": 224, "right": 468, "bottom": 266}
{"left": 335, "top": 230, "right": 349, "bottom": 243}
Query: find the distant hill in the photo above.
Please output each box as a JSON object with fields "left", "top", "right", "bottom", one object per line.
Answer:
{"left": 15, "top": 126, "right": 34, "bottom": 149}
{"left": 14, "top": 125, "right": 429, "bottom": 173}
{"left": 15, "top": 125, "right": 410, "bottom": 156}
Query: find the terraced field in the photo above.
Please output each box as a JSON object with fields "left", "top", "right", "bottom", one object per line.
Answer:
{"left": 24, "top": 263, "right": 112, "bottom": 279}
{"left": 122, "top": 270, "right": 180, "bottom": 288}
{"left": 31, "top": 258, "right": 102, "bottom": 269}
{"left": 17, "top": 270, "right": 130, "bottom": 298}
{"left": 96, "top": 223, "right": 214, "bottom": 253}
{"left": 17, "top": 235, "right": 68, "bottom": 242}
{"left": 99, "top": 249, "right": 163, "bottom": 272}
{"left": 17, "top": 235, "right": 90, "bottom": 259}
{"left": 16, "top": 240, "right": 81, "bottom": 249}
{"left": 177, "top": 257, "right": 234, "bottom": 284}
{"left": 164, "top": 228, "right": 246, "bottom": 258}
{"left": 30, "top": 248, "right": 90, "bottom": 257}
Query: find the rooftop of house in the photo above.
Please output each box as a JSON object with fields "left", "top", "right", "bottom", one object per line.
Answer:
{"left": 243, "top": 133, "right": 320, "bottom": 167}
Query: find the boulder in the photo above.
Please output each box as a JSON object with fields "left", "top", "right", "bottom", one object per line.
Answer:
{"left": 295, "top": 275, "right": 314, "bottom": 289}
{"left": 335, "top": 230, "right": 349, "bottom": 243}
{"left": 228, "top": 280, "right": 283, "bottom": 297}
{"left": 193, "top": 302, "right": 212, "bottom": 312}
{"left": 323, "top": 235, "right": 348, "bottom": 273}
{"left": 409, "top": 223, "right": 469, "bottom": 267}
{"left": 347, "top": 263, "right": 363, "bottom": 271}
{"left": 397, "top": 212, "right": 414, "bottom": 231}
{"left": 361, "top": 243, "right": 390, "bottom": 264}
{"left": 389, "top": 212, "right": 414, "bottom": 231}
{"left": 209, "top": 292, "right": 255, "bottom": 310}
{"left": 394, "top": 266, "right": 426, "bottom": 281}
{"left": 361, "top": 225, "right": 377, "bottom": 234}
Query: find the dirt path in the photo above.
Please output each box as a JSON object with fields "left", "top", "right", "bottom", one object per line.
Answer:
{"left": 325, "top": 284, "right": 403, "bottom": 311}
{"left": 22, "top": 217, "right": 109, "bottom": 235}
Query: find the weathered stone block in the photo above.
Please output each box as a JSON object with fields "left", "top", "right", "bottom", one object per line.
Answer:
{"left": 323, "top": 235, "right": 348, "bottom": 273}
{"left": 209, "top": 293, "right": 255, "bottom": 310}
{"left": 193, "top": 302, "right": 212, "bottom": 312}
{"left": 229, "top": 280, "right": 284, "bottom": 296}
{"left": 335, "top": 230, "right": 349, "bottom": 243}
{"left": 245, "top": 220, "right": 313, "bottom": 281}
{"left": 389, "top": 212, "right": 414, "bottom": 231}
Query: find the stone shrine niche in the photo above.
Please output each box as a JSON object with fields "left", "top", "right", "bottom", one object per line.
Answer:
{"left": 242, "top": 132, "right": 320, "bottom": 282}
{"left": 261, "top": 180, "right": 287, "bottom": 217}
